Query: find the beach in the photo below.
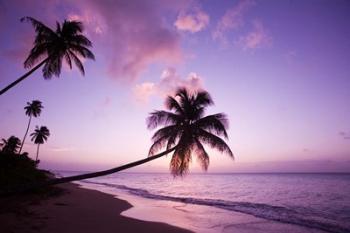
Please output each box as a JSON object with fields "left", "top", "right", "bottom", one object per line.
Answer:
{"left": 1, "top": 176, "right": 338, "bottom": 233}
{"left": 0, "top": 183, "right": 192, "bottom": 233}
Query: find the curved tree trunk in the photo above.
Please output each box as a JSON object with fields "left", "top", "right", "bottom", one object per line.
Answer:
{"left": 1, "top": 147, "right": 177, "bottom": 196}
{"left": 0, "top": 58, "right": 48, "bottom": 96}
{"left": 19, "top": 116, "right": 32, "bottom": 154}
{"left": 35, "top": 144, "right": 40, "bottom": 162}
{"left": 46, "top": 146, "right": 177, "bottom": 186}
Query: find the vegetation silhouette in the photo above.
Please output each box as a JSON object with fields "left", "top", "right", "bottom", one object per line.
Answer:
{"left": 147, "top": 88, "right": 233, "bottom": 176}
{"left": 30, "top": 126, "right": 50, "bottom": 163}
{"left": 19, "top": 100, "right": 43, "bottom": 154}
{"left": 1, "top": 136, "right": 21, "bottom": 154}
{"left": 38, "top": 88, "right": 233, "bottom": 187}
{"left": 0, "top": 17, "right": 95, "bottom": 96}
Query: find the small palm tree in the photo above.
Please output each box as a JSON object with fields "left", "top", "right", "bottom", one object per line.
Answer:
{"left": 38, "top": 88, "right": 233, "bottom": 186}
{"left": 19, "top": 100, "right": 43, "bottom": 154}
{"left": 1, "top": 136, "right": 21, "bottom": 154}
{"left": 0, "top": 17, "right": 95, "bottom": 96}
{"left": 30, "top": 126, "right": 50, "bottom": 163}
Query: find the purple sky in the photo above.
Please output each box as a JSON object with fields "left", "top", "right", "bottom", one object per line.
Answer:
{"left": 0, "top": 0, "right": 349, "bottom": 172}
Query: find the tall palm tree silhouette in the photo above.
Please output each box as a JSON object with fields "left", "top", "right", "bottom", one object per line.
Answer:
{"left": 147, "top": 88, "right": 233, "bottom": 175}
{"left": 1, "top": 136, "right": 21, "bottom": 154}
{"left": 0, "top": 17, "right": 95, "bottom": 96}
{"left": 30, "top": 126, "right": 50, "bottom": 163}
{"left": 42, "top": 88, "right": 233, "bottom": 186}
{"left": 19, "top": 100, "right": 43, "bottom": 154}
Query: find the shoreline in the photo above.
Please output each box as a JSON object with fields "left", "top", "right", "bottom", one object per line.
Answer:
{"left": 0, "top": 183, "right": 193, "bottom": 233}
{"left": 0, "top": 181, "right": 332, "bottom": 233}
{"left": 78, "top": 180, "right": 329, "bottom": 233}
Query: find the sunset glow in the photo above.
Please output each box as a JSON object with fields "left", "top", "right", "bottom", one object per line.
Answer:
{"left": 0, "top": 0, "right": 349, "bottom": 173}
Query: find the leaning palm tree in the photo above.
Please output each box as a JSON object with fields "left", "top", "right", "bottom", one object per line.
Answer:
{"left": 0, "top": 17, "right": 95, "bottom": 96}
{"left": 1, "top": 136, "right": 21, "bottom": 154}
{"left": 37, "top": 88, "right": 233, "bottom": 187}
{"left": 30, "top": 126, "right": 50, "bottom": 163}
{"left": 19, "top": 100, "right": 43, "bottom": 154}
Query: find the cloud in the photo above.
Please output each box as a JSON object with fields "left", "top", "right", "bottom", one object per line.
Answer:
{"left": 174, "top": 8, "right": 209, "bottom": 33}
{"left": 0, "top": 0, "right": 184, "bottom": 82}
{"left": 69, "top": 0, "right": 183, "bottom": 82}
{"left": 339, "top": 131, "right": 350, "bottom": 140}
{"left": 212, "top": 0, "right": 255, "bottom": 44}
{"left": 133, "top": 67, "right": 204, "bottom": 103}
{"left": 49, "top": 146, "right": 77, "bottom": 152}
{"left": 133, "top": 82, "right": 156, "bottom": 103}
{"left": 236, "top": 20, "right": 272, "bottom": 50}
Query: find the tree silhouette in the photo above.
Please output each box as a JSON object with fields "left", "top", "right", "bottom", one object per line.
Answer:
{"left": 19, "top": 100, "right": 43, "bottom": 154}
{"left": 35, "top": 88, "right": 233, "bottom": 187}
{"left": 0, "top": 17, "right": 95, "bottom": 96}
{"left": 30, "top": 126, "right": 50, "bottom": 163}
{"left": 1, "top": 136, "right": 21, "bottom": 154}
{"left": 147, "top": 88, "right": 233, "bottom": 176}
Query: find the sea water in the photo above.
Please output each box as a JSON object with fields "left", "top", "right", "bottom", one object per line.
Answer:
{"left": 59, "top": 172, "right": 350, "bottom": 233}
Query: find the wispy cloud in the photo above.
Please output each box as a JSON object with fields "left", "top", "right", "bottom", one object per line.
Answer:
{"left": 70, "top": 0, "right": 184, "bottom": 82}
{"left": 49, "top": 146, "right": 77, "bottom": 152}
{"left": 133, "top": 67, "right": 204, "bottom": 104}
{"left": 174, "top": 7, "right": 209, "bottom": 33}
{"left": 212, "top": 0, "right": 255, "bottom": 45}
{"left": 236, "top": 20, "right": 272, "bottom": 50}
{"left": 339, "top": 131, "right": 350, "bottom": 140}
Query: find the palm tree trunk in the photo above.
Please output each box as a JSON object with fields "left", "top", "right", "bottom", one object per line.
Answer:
{"left": 0, "top": 147, "right": 177, "bottom": 196}
{"left": 19, "top": 116, "right": 32, "bottom": 154}
{"left": 46, "top": 146, "right": 177, "bottom": 186}
{"left": 0, "top": 147, "right": 177, "bottom": 197}
{"left": 0, "top": 58, "right": 48, "bottom": 96}
{"left": 35, "top": 144, "right": 40, "bottom": 162}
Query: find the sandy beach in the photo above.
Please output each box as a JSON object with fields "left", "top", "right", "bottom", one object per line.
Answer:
{"left": 0, "top": 183, "right": 192, "bottom": 233}
{"left": 0, "top": 180, "right": 330, "bottom": 233}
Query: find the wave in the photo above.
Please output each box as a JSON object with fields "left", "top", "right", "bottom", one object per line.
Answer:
{"left": 80, "top": 180, "right": 349, "bottom": 233}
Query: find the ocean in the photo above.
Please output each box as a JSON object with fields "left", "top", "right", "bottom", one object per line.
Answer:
{"left": 59, "top": 172, "right": 350, "bottom": 233}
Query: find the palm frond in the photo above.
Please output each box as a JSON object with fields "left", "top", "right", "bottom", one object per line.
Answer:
{"left": 195, "top": 113, "right": 229, "bottom": 138}
{"left": 194, "top": 139, "right": 209, "bottom": 170}
{"left": 69, "top": 45, "right": 95, "bottom": 60}
{"left": 170, "top": 146, "right": 192, "bottom": 176}
{"left": 20, "top": 17, "right": 55, "bottom": 36}
{"left": 147, "top": 110, "right": 182, "bottom": 129}
{"left": 69, "top": 51, "right": 85, "bottom": 75}
{"left": 70, "top": 34, "right": 93, "bottom": 47}
{"left": 165, "top": 96, "right": 183, "bottom": 114}
{"left": 62, "top": 20, "right": 83, "bottom": 34}
{"left": 194, "top": 90, "right": 213, "bottom": 107}
{"left": 149, "top": 135, "right": 170, "bottom": 156}
{"left": 198, "top": 129, "right": 234, "bottom": 158}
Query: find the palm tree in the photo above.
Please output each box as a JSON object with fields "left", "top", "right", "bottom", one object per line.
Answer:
{"left": 37, "top": 88, "right": 233, "bottom": 187}
{"left": 19, "top": 100, "right": 43, "bottom": 154}
{"left": 0, "top": 17, "right": 95, "bottom": 96}
{"left": 30, "top": 126, "right": 50, "bottom": 163}
{"left": 147, "top": 88, "right": 233, "bottom": 175}
{"left": 1, "top": 136, "right": 21, "bottom": 154}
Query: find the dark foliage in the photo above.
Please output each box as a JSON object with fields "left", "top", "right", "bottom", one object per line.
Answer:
{"left": 0, "top": 151, "right": 51, "bottom": 194}
{"left": 147, "top": 88, "right": 233, "bottom": 176}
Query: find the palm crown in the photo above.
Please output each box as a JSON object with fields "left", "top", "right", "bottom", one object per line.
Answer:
{"left": 147, "top": 88, "right": 233, "bottom": 176}
{"left": 24, "top": 100, "right": 43, "bottom": 117}
{"left": 22, "top": 16, "right": 95, "bottom": 79}
{"left": 31, "top": 126, "right": 50, "bottom": 144}
{"left": 1, "top": 136, "right": 21, "bottom": 154}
